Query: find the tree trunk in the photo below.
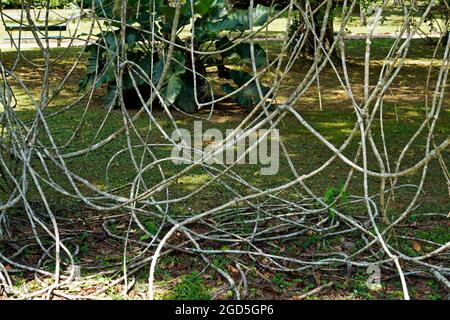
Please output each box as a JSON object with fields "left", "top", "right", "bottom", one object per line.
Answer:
{"left": 294, "top": 1, "right": 336, "bottom": 58}
{"left": 232, "top": 0, "right": 336, "bottom": 57}
{"left": 356, "top": 3, "right": 367, "bottom": 26}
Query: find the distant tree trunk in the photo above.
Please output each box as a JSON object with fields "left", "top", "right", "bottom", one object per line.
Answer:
{"left": 294, "top": 0, "right": 336, "bottom": 58}
{"left": 356, "top": 3, "right": 367, "bottom": 26}
{"left": 232, "top": 0, "right": 336, "bottom": 57}
{"left": 441, "top": 0, "right": 449, "bottom": 43}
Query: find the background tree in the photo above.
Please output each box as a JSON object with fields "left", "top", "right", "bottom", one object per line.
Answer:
{"left": 233, "top": 0, "right": 343, "bottom": 56}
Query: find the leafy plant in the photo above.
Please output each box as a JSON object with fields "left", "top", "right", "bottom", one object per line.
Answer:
{"left": 323, "top": 184, "right": 349, "bottom": 219}
{"left": 222, "top": 69, "right": 270, "bottom": 107}
{"left": 80, "top": 242, "right": 90, "bottom": 256}
{"left": 140, "top": 219, "right": 159, "bottom": 241}
{"left": 79, "top": 0, "right": 272, "bottom": 112}
{"left": 272, "top": 272, "right": 289, "bottom": 289}
{"left": 163, "top": 272, "right": 211, "bottom": 300}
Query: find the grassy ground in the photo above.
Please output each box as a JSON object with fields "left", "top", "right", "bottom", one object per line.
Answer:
{"left": 0, "top": 33, "right": 449, "bottom": 300}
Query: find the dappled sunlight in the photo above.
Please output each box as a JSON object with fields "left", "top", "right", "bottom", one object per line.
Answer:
{"left": 177, "top": 174, "right": 212, "bottom": 191}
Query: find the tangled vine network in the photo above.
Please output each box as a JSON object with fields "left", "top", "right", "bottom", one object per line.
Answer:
{"left": 0, "top": 0, "right": 449, "bottom": 300}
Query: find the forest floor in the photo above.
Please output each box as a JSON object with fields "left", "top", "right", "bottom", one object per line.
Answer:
{"left": 0, "top": 32, "right": 449, "bottom": 300}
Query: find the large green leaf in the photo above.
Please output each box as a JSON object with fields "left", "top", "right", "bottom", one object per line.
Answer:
{"left": 193, "top": 2, "right": 272, "bottom": 42}
{"left": 230, "top": 69, "right": 252, "bottom": 86}
{"left": 103, "top": 84, "right": 118, "bottom": 109}
{"left": 221, "top": 70, "right": 269, "bottom": 107}
{"left": 233, "top": 43, "right": 267, "bottom": 68}
{"left": 194, "top": 0, "right": 215, "bottom": 15}
{"left": 97, "top": 61, "right": 115, "bottom": 88}
{"left": 79, "top": 48, "right": 100, "bottom": 91}
{"left": 122, "top": 55, "right": 152, "bottom": 90}
{"left": 157, "top": 1, "right": 192, "bottom": 33}
{"left": 164, "top": 74, "right": 183, "bottom": 104}
{"left": 149, "top": 52, "right": 187, "bottom": 105}
{"left": 175, "top": 77, "right": 197, "bottom": 113}
{"left": 221, "top": 5, "right": 271, "bottom": 31}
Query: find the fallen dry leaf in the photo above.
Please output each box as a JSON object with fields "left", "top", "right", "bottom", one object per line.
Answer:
{"left": 227, "top": 265, "right": 239, "bottom": 274}
{"left": 412, "top": 240, "right": 422, "bottom": 252}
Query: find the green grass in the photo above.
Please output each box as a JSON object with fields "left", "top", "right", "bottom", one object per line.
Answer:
{"left": 162, "top": 272, "right": 212, "bottom": 300}
{"left": 0, "top": 36, "right": 448, "bottom": 216}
